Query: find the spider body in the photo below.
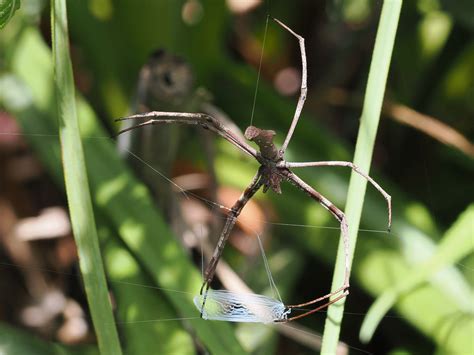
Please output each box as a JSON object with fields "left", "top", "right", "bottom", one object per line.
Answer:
{"left": 117, "top": 18, "right": 392, "bottom": 322}
{"left": 245, "top": 126, "right": 285, "bottom": 194}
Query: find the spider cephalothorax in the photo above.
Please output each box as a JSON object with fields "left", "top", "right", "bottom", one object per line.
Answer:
{"left": 244, "top": 126, "right": 281, "bottom": 162}
{"left": 244, "top": 126, "right": 285, "bottom": 194}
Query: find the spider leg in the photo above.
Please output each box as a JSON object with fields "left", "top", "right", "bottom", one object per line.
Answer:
{"left": 199, "top": 169, "right": 265, "bottom": 316}
{"left": 273, "top": 18, "right": 308, "bottom": 156}
{"left": 277, "top": 290, "right": 349, "bottom": 323}
{"left": 116, "top": 111, "right": 258, "bottom": 159}
{"left": 283, "top": 170, "right": 350, "bottom": 311}
{"left": 284, "top": 161, "right": 392, "bottom": 230}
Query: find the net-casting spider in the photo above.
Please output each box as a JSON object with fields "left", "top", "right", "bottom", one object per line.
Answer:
{"left": 116, "top": 18, "right": 391, "bottom": 322}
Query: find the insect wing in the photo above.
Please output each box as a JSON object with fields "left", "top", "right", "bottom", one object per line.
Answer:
{"left": 194, "top": 290, "right": 290, "bottom": 323}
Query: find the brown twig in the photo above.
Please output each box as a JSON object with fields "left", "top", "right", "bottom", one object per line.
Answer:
{"left": 325, "top": 88, "right": 474, "bottom": 158}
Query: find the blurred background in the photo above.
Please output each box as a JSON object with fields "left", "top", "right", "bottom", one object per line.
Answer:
{"left": 0, "top": 0, "right": 473, "bottom": 354}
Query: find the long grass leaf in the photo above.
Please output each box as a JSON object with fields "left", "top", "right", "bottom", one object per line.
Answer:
{"left": 51, "top": 1, "right": 122, "bottom": 353}
{"left": 320, "top": 1, "right": 403, "bottom": 352}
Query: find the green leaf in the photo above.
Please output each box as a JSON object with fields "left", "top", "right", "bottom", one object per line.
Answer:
{"left": 360, "top": 204, "right": 474, "bottom": 347}
{"left": 100, "top": 230, "right": 196, "bottom": 355}
{"left": 0, "top": 0, "right": 20, "bottom": 29}
{"left": 0, "top": 323, "right": 98, "bottom": 355}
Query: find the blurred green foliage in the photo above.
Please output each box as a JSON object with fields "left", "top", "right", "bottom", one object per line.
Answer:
{"left": 0, "top": 0, "right": 472, "bottom": 354}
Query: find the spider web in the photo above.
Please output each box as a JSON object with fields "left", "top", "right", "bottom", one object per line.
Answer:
{"left": 0, "top": 128, "right": 431, "bottom": 355}
{"left": 1, "top": 91, "right": 470, "bottom": 352}
{"left": 1, "top": 4, "right": 468, "bottom": 354}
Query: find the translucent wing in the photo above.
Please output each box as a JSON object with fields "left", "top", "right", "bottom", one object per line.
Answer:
{"left": 194, "top": 290, "right": 290, "bottom": 323}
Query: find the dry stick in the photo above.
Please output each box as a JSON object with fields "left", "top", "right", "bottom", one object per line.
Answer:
{"left": 123, "top": 51, "right": 188, "bottom": 226}
{"left": 386, "top": 102, "right": 474, "bottom": 158}
{"left": 325, "top": 88, "right": 474, "bottom": 158}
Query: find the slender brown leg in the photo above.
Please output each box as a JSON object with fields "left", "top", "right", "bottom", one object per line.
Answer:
{"left": 272, "top": 18, "right": 308, "bottom": 156}
{"left": 283, "top": 170, "right": 350, "bottom": 309}
{"left": 199, "top": 169, "right": 265, "bottom": 315}
{"left": 116, "top": 111, "right": 258, "bottom": 158}
{"left": 278, "top": 290, "right": 349, "bottom": 323}
{"left": 284, "top": 160, "right": 392, "bottom": 230}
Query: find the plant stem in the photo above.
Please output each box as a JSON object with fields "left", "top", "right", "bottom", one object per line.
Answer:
{"left": 320, "top": 0, "right": 402, "bottom": 352}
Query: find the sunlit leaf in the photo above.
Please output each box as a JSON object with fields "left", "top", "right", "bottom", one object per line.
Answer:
{"left": 360, "top": 204, "right": 474, "bottom": 344}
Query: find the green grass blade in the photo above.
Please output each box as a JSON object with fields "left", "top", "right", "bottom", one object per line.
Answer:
{"left": 360, "top": 204, "right": 474, "bottom": 343}
{"left": 320, "top": 0, "right": 403, "bottom": 352}
{"left": 51, "top": 1, "right": 122, "bottom": 353}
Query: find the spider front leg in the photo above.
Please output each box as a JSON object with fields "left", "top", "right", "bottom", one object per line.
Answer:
{"left": 115, "top": 111, "right": 258, "bottom": 159}
{"left": 282, "top": 160, "right": 392, "bottom": 230}
{"left": 199, "top": 169, "right": 264, "bottom": 316}
{"left": 272, "top": 18, "right": 307, "bottom": 156}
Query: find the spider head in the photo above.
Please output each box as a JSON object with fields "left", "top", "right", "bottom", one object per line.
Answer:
{"left": 244, "top": 126, "right": 281, "bottom": 162}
